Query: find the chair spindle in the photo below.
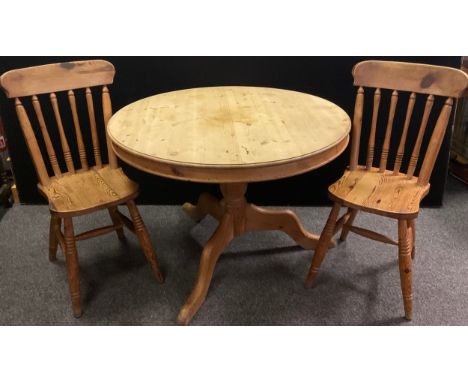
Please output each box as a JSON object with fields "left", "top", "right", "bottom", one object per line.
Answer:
{"left": 379, "top": 90, "right": 398, "bottom": 172}
{"left": 417, "top": 98, "right": 453, "bottom": 186}
{"left": 406, "top": 95, "right": 434, "bottom": 179}
{"left": 366, "top": 88, "right": 381, "bottom": 170}
{"left": 102, "top": 86, "right": 118, "bottom": 169}
{"left": 68, "top": 90, "right": 89, "bottom": 171}
{"left": 85, "top": 87, "right": 102, "bottom": 168}
{"left": 50, "top": 93, "right": 75, "bottom": 174}
{"left": 32, "top": 95, "right": 61, "bottom": 177}
{"left": 393, "top": 92, "right": 416, "bottom": 174}
{"left": 15, "top": 98, "right": 50, "bottom": 185}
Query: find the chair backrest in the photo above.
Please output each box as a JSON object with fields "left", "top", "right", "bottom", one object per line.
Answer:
{"left": 0, "top": 60, "right": 117, "bottom": 186}
{"left": 463, "top": 64, "right": 468, "bottom": 97}
{"left": 348, "top": 60, "right": 468, "bottom": 186}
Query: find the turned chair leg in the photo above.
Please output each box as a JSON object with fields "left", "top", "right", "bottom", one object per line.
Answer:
{"left": 49, "top": 214, "right": 61, "bottom": 262}
{"left": 398, "top": 219, "right": 413, "bottom": 320}
{"left": 408, "top": 219, "right": 416, "bottom": 260}
{"left": 126, "top": 200, "right": 164, "bottom": 283}
{"left": 305, "top": 202, "right": 341, "bottom": 288}
{"left": 63, "top": 217, "right": 82, "bottom": 318}
{"left": 339, "top": 208, "right": 358, "bottom": 242}
{"left": 108, "top": 206, "right": 126, "bottom": 242}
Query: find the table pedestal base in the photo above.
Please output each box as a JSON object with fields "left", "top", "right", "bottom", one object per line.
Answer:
{"left": 178, "top": 182, "right": 323, "bottom": 325}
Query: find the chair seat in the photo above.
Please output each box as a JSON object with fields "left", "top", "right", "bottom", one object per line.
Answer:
{"left": 39, "top": 166, "right": 139, "bottom": 216}
{"left": 328, "top": 167, "right": 430, "bottom": 218}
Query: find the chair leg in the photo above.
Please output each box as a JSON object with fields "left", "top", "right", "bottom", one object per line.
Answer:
{"left": 63, "top": 217, "right": 82, "bottom": 318}
{"left": 126, "top": 200, "right": 164, "bottom": 283}
{"left": 49, "top": 214, "right": 61, "bottom": 262}
{"left": 305, "top": 202, "right": 341, "bottom": 288}
{"left": 398, "top": 219, "right": 413, "bottom": 321}
{"left": 339, "top": 208, "right": 358, "bottom": 242}
{"left": 408, "top": 219, "right": 416, "bottom": 260}
{"left": 108, "top": 206, "right": 126, "bottom": 242}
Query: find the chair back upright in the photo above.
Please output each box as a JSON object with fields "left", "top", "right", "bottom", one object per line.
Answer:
{"left": 0, "top": 60, "right": 117, "bottom": 187}
{"left": 348, "top": 60, "right": 468, "bottom": 186}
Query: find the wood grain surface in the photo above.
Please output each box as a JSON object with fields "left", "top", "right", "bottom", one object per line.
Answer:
{"left": 328, "top": 167, "right": 430, "bottom": 219}
{"left": 0, "top": 60, "right": 115, "bottom": 97}
{"left": 108, "top": 86, "right": 350, "bottom": 182}
{"left": 38, "top": 166, "right": 139, "bottom": 217}
{"left": 353, "top": 60, "right": 468, "bottom": 97}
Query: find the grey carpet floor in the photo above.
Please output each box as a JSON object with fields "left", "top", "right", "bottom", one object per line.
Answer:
{"left": 0, "top": 177, "right": 467, "bottom": 325}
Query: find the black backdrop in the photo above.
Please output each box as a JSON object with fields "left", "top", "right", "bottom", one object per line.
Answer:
{"left": 0, "top": 57, "right": 461, "bottom": 206}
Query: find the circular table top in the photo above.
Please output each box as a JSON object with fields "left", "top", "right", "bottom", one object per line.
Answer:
{"left": 108, "top": 86, "right": 351, "bottom": 183}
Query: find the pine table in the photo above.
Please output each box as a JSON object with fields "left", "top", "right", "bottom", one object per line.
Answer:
{"left": 108, "top": 86, "right": 350, "bottom": 324}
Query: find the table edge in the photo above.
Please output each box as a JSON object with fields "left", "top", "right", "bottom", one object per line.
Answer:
{"left": 111, "top": 134, "right": 350, "bottom": 183}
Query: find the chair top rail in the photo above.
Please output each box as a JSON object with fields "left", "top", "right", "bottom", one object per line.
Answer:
{"left": 0, "top": 60, "right": 115, "bottom": 98}
{"left": 353, "top": 60, "right": 468, "bottom": 98}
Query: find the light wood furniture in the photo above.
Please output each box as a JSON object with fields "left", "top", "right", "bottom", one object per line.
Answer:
{"left": 0, "top": 60, "right": 164, "bottom": 318}
{"left": 108, "top": 86, "right": 351, "bottom": 324}
{"left": 449, "top": 60, "right": 468, "bottom": 183}
{"left": 305, "top": 60, "right": 468, "bottom": 320}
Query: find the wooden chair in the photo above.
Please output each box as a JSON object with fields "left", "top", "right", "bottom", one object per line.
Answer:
{"left": 0, "top": 60, "right": 164, "bottom": 317}
{"left": 305, "top": 61, "right": 468, "bottom": 320}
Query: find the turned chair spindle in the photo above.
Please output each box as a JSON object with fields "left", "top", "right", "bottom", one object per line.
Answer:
{"left": 417, "top": 97, "right": 453, "bottom": 186}
{"left": 31, "top": 95, "right": 62, "bottom": 177}
{"left": 85, "top": 87, "right": 102, "bottom": 168}
{"left": 14, "top": 98, "right": 50, "bottom": 186}
{"left": 379, "top": 90, "right": 398, "bottom": 172}
{"left": 365, "top": 88, "right": 381, "bottom": 170}
{"left": 68, "top": 89, "right": 89, "bottom": 170}
{"left": 103, "top": 85, "right": 118, "bottom": 169}
{"left": 50, "top": 92, "right": 75, "bottom": 173}
{"left": 393, "top": 92, "right": 416, "bottom": 174}
{"left": 349, "top": 87, "right": 364, "bottom": 171}
{"left": 407, "top": 95, "right": 434, "bottom": 179}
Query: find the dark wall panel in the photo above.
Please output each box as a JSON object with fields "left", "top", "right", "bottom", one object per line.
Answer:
{"left": 0, "top": 57, "right": 461, "bottom": 206}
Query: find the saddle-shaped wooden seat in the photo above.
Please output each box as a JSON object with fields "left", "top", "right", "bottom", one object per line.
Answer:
{"left": 39, "top": 166, "right": 139, "bottom": 216}
{"left": 328, "top": 167, "right": 430, "bottom": 219}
